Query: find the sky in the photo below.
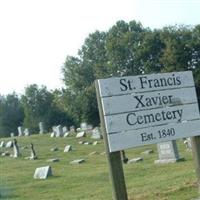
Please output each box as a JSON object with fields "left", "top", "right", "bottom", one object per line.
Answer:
{"left": 0, "top": 0, "right": 199, "bottom": 95}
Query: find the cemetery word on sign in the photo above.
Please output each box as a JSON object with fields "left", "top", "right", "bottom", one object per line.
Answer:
{"left": 96, "top": 71, "right": 200, "bottom": 152}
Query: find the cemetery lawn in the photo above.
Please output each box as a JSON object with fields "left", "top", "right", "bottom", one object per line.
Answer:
{"left": 0, "top": 134, "right": 199, "bottom": 200}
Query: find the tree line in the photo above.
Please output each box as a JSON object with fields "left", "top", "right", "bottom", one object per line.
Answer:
{"left": 1, "top": 20, "right": 200, "bottom": 137}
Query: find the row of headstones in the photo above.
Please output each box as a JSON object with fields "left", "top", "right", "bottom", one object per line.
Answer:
{"left": 16, "top": 122, "right": 46, "bottom": 137}
{"left": 0, "top": 139, "right": 37, "bottom": 159}
{"left": 33, "top": 139, "right": 190, "bottom": 180}
{"left": 50, "top": 126, "right": 102, "bottom": 139}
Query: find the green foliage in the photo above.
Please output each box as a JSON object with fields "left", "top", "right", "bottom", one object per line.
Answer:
{"left": 21, "top": 84, "right": 73, "bottom": 133}
{"left": 62, "top": 21, "right": 200, "bottom": 126}
{"left": 0, "top": 93, "right": 24, "bottom": 137}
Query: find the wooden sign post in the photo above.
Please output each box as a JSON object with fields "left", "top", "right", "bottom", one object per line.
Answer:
{"left": 95, "top": 71, "right": 200, "bottom": 199}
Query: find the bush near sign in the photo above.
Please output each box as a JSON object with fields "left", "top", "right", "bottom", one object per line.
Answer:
{"left": 97, "top": 71, "right": 200, "bottom": 152}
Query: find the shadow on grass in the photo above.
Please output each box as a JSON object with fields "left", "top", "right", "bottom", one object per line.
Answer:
{"left": 0, "top": 186, "right": 18, "bottom": 199}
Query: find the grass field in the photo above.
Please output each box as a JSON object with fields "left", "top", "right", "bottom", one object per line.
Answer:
{"left": 0, "top": 134, "right": 199, "bottom": 200}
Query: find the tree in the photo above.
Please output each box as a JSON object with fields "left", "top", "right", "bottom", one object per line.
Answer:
{"left": 0, "top": 93, "right": 24, "bottom": 137}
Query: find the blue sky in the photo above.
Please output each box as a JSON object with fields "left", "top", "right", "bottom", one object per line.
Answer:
{"left": 0, "top": 0, "right": 199, "bottom": 95}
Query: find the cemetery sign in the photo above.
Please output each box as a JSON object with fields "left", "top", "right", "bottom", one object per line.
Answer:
{"left": 96, "top": 71, "right": 200, "bottom": 152}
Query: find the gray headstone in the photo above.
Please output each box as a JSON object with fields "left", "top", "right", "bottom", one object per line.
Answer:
{"left": 1, "top": 151, "right": 10, "bottom": 156}
{"left": 33, "top": 166, "right": 52, "bottom": 179}
{"left": 76, "top": 131, "right": 86, "bottom": 138}
{"left": 6, "top": 141, "right": 13, "bottom": 148}
{"left": 64, "top": 145, "right": 72, "bottom": 152}
{"left": 70, "top": 159, "right": 85, "bottom": 164}
{"left": 62, "top": 126, "right": 68, "bottom": 134}
{"left": 91, "top": 127, "right": 102, "bottom": 139}
{"left": 50, "top": 147, "right": 59, "bottom": 152}
{"left": 50, "top": 132, "right": 56, "bottom": 138}
{"left": 10, "top": 133, "right": 15, "bottom": 137}
{"left": 13, "top": 139, "right": 20, "bottom": 158}
{"left": 24, "top": 128, "right": 30, "bottom": 136}
{"left": 18, "top": 126, "right": 23, "bottom": 137}
{"left": 80, "top": 122, "right": 87, "bottom": 131}
{"left": 70, "top": 126, "right": 75, "bottom": 133}
{"left": 47, "top": 158, "right": 59, "bottom": 162}
{"left": 39, "top": 122, "right": 45, "bottom": 134}
{"left": 63, "top": 132, "right": 70, "bottom": 137}
{"left": 56, "top": 125, "right": 63, "bottom": 137}
{"left": 127, "top": 157, "right": 143, "bottom": 164}
{"left": 30, "top": 143, "right": 37, "bottom": 160}
{"left": 183, "top": 138, "right": 192, "bottom": 151}
{"left": 154, "top": 140, "right": 183, "bottom": 164}
{"left": 141, "top": 149, "right": 154, "bottom": 155}
{"left": 0, "top": 141, "right": 5, "bottom": 148}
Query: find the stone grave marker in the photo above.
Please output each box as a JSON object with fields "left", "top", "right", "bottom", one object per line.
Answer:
{"left": 34, "top": 166, "right": 52, "bottom": 179}
{"left": 0, "top": 141, "right": 5, "bottom": 148}
{"left": 13, "top": 139, "right": 20, "bottom": 158}
{"left": 47, "top": 158, "right": 59, "bottom": 162}
{"left": 50, "top": 147, "right": 59, "bottom": 152}
{"left": 50, "top": 132, "right": 56, "bottom": 138}
{"left": 6, "top": 141, "right": 13, "bottom": 148}
{"left": 24, "top": 128, "right": 30, "bottom": 136}
{"left": 18, "top": 126, "right": 23, "bottom": 137}
{"left": 10, "top": 133, "right": 15, "bottom": 137}
{"left": 39, "top": 122, "right": 46, "bottom": 134}
{"left": 127, "top": 157, "right": 143, "bottom": 164}
{"left": 63, "top": 132, "right": 70, "bottom": 137}
{"left": 141, "top": 149, "right": 154, "bottom": 155}
{"left": 154, "top": 140, "right": 183, "bottom": 164}
{"left": 64, "top": 145, "right": 72, "bottom": 152}
{"left": 56, "top": 125, "right": 63, "bottom": 137}
{"left": 29, "top": 143, "right": 37, "bottom": 160}
{"left": 76, "top": 131, "right": 86, "bottom": 138}
{"left": 70, "top": 159, "right": 85, "bottom": 164}
{"left": 91, "top": 127, "right": 102, "bottom": 139}
{"left": 183, "top": 138, "right": 192, "bottom": 151}
{"left": 62, "top": 126, "right": 68, "bottom": 134}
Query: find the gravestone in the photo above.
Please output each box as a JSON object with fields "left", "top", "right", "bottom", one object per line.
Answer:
{"left": 70, "top": 126, "right": 75, "bottom": 133}
{"left": 64, "top": 145, "right": 72, "bottom": 152}
{"left": 50, "top": 132, "right": 56, "bottom": 137}
{"left": 6, "top": 141, "right": 13, "bottom": 148}
{"left": 91, "top": 127, "right": 102, "bottom": 139}
{"left": 10, "top": 133, "right": 14, "bottom": 137}
{"left": 70, "top": 159, "right": 85, "bottom": 164}
{"left": 39, "top": 122, "right": 45, "bottom": 134}
{"left": 154, "top": 140, "right": 183, "bottom": 164}
{"left": 50, "top": 147, "right": 59, "bottom": 152}
{"left": 47, "top": 158, "right": 59, "bottom": 162}
{"left": 30, "top": 143, "right": 37, "bottom": 160}
{"left": 18, "top": 126, "right": 23, "bottom": 136}
{"left": 62, "top": 126, "right": 68, "bottom": 134}
{"left": 13, "top": 139, "right": 20, "bottom": 158}
{"left": 141, "top": 149, "right": 154, "bottom": 155}
{"left": 24, "top": 128, "right": 30, "bottom": 136}
{"left": 76, "top": 131, "right": 86, "bottom": 138}
{"left": 56, "top": 125, "right": 63, "bottom": 137}
{"left": 63, "top": 132, "right": 70, "bottom": 137}
{"left": 128, "top": 157, "right": 143, "bottom": 164}
{"left": 183, "top": 138, "right": 192, "bottom": 151}
{"left": 0, "top": 141, "right": 5, "bottom": 148}
{"left": 33, "top": 166, "right": 52, "bottom": 179}
{"left": 80, "top": 122, "right": 87, "bottom": 131}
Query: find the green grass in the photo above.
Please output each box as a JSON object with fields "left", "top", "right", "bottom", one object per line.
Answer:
{"left": 0, "top": 134, "right": 199, "bottom": 200}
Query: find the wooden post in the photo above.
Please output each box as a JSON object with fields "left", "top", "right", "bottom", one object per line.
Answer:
{"left": 95, "top": 80, "right": 128, "bottom": 200}
{"left": 191, "top": 136, "right": 200, "bottom": 193}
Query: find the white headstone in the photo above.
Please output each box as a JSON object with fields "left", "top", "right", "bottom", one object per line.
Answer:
{"left": 6, "top": 141, "right": 13, "bottom": 148}
{"left": 70, "top": 159, "right": 85, "bottom": 164}
{"left": 91, "top": 127, "right": 102, "bottom": 139}
{"left": 62, "top": 126, "right": 68, "bottom": 133}
{"left": 39, "top": 122, "right": 45, "bottom": 134}
{"left": 64, "top": 145, "right": 72, "bottom": 152}
{"left": 76, "top": 131, "right": 86, "bottom": 138}
{"left": 0, "top": 141, "right": 5, "bottom": 148}
{"left": 56, "top": 125, "right": 63, "bottom": 137}
{"left": 24, "top": 128, "right": 30, "bottom": 136}
{"left": 18, "top": 126, "right": 23, "bottom": 137}
{"left": 33, "top": 166, "right": 52, "bottom": 179}
{"left": 13, "top": 139, "right": 20, "bottom": 158}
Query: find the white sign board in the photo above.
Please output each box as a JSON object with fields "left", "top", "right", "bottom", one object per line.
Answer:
{"left": 97, "top": 71, "right": 200, "bottom": 152}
